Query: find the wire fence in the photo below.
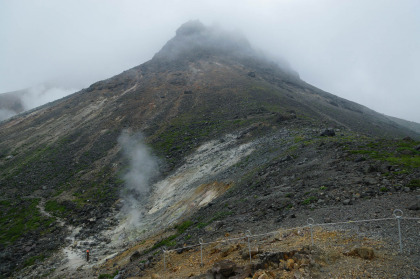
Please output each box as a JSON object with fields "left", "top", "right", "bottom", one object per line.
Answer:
{"left": 159, "top": 209, "right": 420, "bottom": 277}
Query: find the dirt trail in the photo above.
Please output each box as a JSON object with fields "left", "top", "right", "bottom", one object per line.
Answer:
{"left": 36, "top": 197, "right": 66, "bottom": 226}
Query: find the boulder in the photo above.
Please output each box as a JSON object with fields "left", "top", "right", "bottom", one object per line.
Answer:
{"left": 221, "top": 244, "right": 240, "bottom": 257}
{"left": 403, "top": 136, "right": 414, "bottom": 142}
{"left": 320, "top": 129, "right": 335, "bottom": 137}
{"left": 129, "top": 251, "right": 141, "bottom": 262}
{"left": 345, "top": 246, "right": 374, "bottom": 260}
{"left": 408, "top": 195, "right": 420, "bottom": 210}
{"left": 286, "top": 258, "right": 295, "bottom": 270}
{"left": 230, "top": 264, "right": 252, "bottom": 279}
{"left": 342, "top": 199, "right": 352, "bottom": 205}
{"left": 240, "top": 248, "right": 259, "bottom": 260}
{"left": 211, "top": 260, "right": 237, "bottom": 278}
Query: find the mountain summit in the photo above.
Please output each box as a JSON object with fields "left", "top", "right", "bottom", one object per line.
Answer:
{"left": 153, "top": 20, "right": 254, "bottom": 60}
{"left": 153, "top": 20, "right": 298, "bottom": 79}
{"left": 0, "top": 21, "right": 419, "bottom": 278}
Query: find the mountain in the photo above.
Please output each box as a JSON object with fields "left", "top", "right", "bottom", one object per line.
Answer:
{"left": 386, "top": 115, "right": 420, "bottom": 134}
{"left": 1, "top": 21, "right": 419, "bottom": 278}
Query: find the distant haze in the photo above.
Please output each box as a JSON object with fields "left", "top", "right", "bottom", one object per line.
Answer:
{"left": 1, "top": 0, "right": 419, "bottom": 122}
{"left": 0, "top": 85, "right": 77, "bottom": 121}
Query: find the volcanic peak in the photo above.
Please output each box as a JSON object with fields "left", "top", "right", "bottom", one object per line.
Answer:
{"left": 153, "top": 20, "right": 254, "bottom": 61}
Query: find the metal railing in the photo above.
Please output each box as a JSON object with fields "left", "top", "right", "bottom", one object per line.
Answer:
{"left": 160, "top": 209, "right": 420, "bottom": 275}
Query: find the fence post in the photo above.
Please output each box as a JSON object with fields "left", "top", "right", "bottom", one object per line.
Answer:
{"left": 199, "top": 238, "right": 204, "bottom": 267}
{"left": 246, "top": 230, "right": 252, "bottom": 264}
{"left": 393, "top": 209, "right": 404, "bottom": 253}
{"left": 307, "top": 218, "right": 314, "bottom": 246}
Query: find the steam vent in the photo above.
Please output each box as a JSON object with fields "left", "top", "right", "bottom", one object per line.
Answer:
{"left": 0, "top": 20, "right": 419, "bottom": 278}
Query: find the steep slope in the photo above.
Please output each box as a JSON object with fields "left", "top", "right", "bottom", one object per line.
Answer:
{"left": 387, "top": 115, "right": 420, "bottom": 134}
{"left": 0, "top": 21, "right": 419, "bottom": 278}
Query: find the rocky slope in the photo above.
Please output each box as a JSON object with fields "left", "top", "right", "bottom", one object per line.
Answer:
{"left": 0, "top": 20, "right": 419, "bottom": 278}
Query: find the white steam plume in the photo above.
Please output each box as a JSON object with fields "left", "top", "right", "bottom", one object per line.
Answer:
{"left": 118, "top": 131, "right": 159, "bottom": 226}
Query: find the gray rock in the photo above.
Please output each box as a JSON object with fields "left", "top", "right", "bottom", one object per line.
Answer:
{"left": 211, "top": 260, "right": 236, "bottom": 277}
{"left": 248, "top": 72, "right": 256, "bottom": 77}
{"left": 320, "top": 129, "right": 335, "bottom": 137}
{"left": 354, "top": 156, "right": 366, "bottom": 162}
{"left": 408, "top": 195, "right": 420, "bottom": 210}
{"left": 324, "top": 217, "right": 332, "bottom": 223}
{"left": 129, "top": 251, "right": 141, "bottom": 262}
{"left": 342, "top": 199, "right": 352, "bottom": 205}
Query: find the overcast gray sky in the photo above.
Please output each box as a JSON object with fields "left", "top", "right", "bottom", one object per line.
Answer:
{"left": 1, "top": 0, "right": 419, "bottom": 122}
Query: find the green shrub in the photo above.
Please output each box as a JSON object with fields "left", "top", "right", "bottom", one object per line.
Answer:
{"left": 408, "top": 179, "right": 420, "bottom": 190}
{"left": 302, "top": 196, "right": 317, "bottom": 205}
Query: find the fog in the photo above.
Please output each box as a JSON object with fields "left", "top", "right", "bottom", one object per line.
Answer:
{"left": 23, "top": 85, "right": 77, "bottom": 109}
{"left": 1, "top": 0, "right": 419, "bottom": 122}
{"left": 0, "top": 84, "right": 77, "bottom": 121}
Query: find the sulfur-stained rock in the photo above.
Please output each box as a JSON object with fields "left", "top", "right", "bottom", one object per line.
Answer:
{"left": 286, "top": 258, "right": 295, "bottom": 270}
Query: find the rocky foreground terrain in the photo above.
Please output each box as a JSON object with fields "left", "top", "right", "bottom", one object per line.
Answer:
{"left": 0, "top": 21, "right": 419, "bottom": 278}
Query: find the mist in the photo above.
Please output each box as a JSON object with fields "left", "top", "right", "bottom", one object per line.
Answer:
{"left": 21, "top": 85, "right": 77, "bottom": 111}
{"left": 0, "top": 109, "right": 16, "bottom": 122}
{"left": 0, "top": 84, "right": 77, "bottom": 121}
{"left": 118, "top": 131, "right": 159, "bottom": 227}
{"left": 1, "top": 0, "right": 419, "bottom": 122}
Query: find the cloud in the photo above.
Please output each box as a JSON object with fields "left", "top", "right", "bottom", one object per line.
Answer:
{"left": 0, "top": 109, "right": 16, "bottom": 122}
{"left": 0, "top": 84, "right": 77, "bottom": 121}
{"left": 1, "top": 0, "right": 419, "bottom": 122}
{"left": 21, "top": 85, "right": 77, "bottom": 110}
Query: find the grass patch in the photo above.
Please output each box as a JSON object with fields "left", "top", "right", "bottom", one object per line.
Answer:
{"left": 24, "top": 254, "right": 46, "bottom": 267}
{"left": 98, "top": 270, "right": 119, "bottom": 278}
{"left": 347, "top": 139, "right": 420, "bottom": 169}
{"left": 0, "top": 198, "right": 55, "bottom": 246}
{"left": 175, "top": 220, "right": 193, "bottom": 234}
{"left": 145, "top": 219, "right": 196, "bottom": 253}
{"left": 302, "top": 196, "right": 317, "bottom": 205}
{"left": 380, "top": 187, "right": 389, "bottom": 192}
{"left": 45, "top": 200, "right": 67, "bottom": 217}
{"left": 196, "top": 210, "right": 233, "bottom": 229}
{"left": 408, "top": 179, "right": 420, "bottom": 190}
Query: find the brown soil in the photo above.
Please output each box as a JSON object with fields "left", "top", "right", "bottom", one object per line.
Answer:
{"left": 100, "top": 227, "right": 419, "bottom": 278}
